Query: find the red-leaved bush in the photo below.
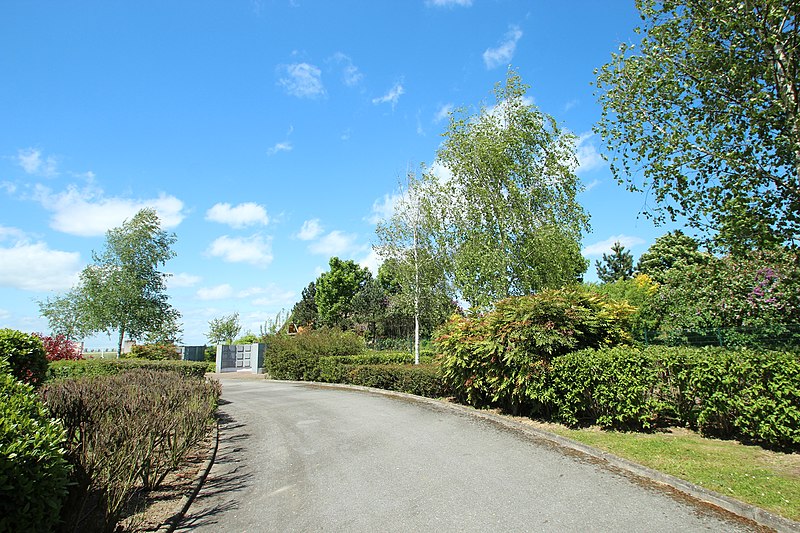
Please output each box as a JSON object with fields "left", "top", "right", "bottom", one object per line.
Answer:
{"left": 34, "top": 333, "right": 83, "bottom": 361}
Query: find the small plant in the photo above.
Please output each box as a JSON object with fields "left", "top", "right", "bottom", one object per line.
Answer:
{"left": 0, "top": 329, "right": 49, "bottom": 386}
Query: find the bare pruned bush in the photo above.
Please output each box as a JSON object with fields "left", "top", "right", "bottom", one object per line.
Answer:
{"left": 40, "top": 370, "right": 220, "bottom": 532}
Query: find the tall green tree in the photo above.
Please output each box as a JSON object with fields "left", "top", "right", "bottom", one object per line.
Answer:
{"left": 315, "top": 257, "right": 371, "bottom": 329}
{"left": 635, "top": 230, "right": 708, "bottom": 284}
{"left": 431, "top": 68, "right": 589, "bottom": 308}
{"left": 207, "top": 312, "right": 241, "bottom": 345}
{"left": 595, "top": 241, "right": 634, "bottom": 283}
{"left": 42, "top": 208, "right": 180, "bottom": 355}
{"left": 352, "top": 277, "right": 388, "bottom": 345}
{"left": 595, "top": 0, "right": 800, "bottom": 251}
{"left": 290, "top": 281, "right": 318, "bottom": 327}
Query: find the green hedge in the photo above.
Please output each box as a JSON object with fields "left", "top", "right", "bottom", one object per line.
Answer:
{"left": 440, "top": 342, "right": 800, "bottom": 449}
{"left": 47, "top": 358, "right": 209, "bottom": 381}
{"left": 0, "top": 367, "right": 70, "bottom": 532}
{"left": 340, "top": 364, "right": 447, "bottom": 398}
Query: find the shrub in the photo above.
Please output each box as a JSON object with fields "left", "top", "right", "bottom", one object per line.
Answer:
{"left": 126, "top": 342, "right": 181, "bottom": 360}
{"left": 0, "top": 366, "right": 70, "bottom": 533}
{"left": 266, "top": 351, "right": 321, "bottom": 381}
{"left": 34, "top": 332, "right": 83, "bottom": 361}
{"left": 0, "top": 328, "right": 48, "bottom": 386}
{"left": 40, "top": 370, "right": 220, "bottom": 531}
{"left": 47, "top": 358, "right": 208, "bottom": 381}
{"left": 436, "top": 286, "right": 635, "bottom": 413}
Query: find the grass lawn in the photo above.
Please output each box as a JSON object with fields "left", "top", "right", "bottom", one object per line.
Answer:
{"left": 514, "top": 419, "right": 800, "bottom": 522}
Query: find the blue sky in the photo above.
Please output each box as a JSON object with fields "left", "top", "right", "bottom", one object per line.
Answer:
{"left": 0, "top": 1, "right": 681, "bottom": 347}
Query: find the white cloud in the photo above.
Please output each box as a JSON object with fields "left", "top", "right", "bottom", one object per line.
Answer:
{"left": 206, "top": 234, "right": 274, "bottom": 266}
{"left": 576, "top": 132, "right": 605, "bottom": 175}
{"left": 372, "top": 83, "right": 405, "bottom": 109}
{"left": 583, "top": 178, "right": 601, "bottom": 192}
{"left": 250, "top": 285, "right": 296, "bottom": 306}
{"left": 582, "top": 235, "right": 646, "bottom": 257}
{"left": 564, "top": 99, "right": 579, "bottom": 112}
{"left": 0, "top": 226, "right": 81, "bottom": 291}
{"left": 34, "top": 184, "right": 185, "bottom": 237}
{"left": 308, "top": 230, "right": 359, "bottom": 256}
{"left": 360, "top": 248, "right": 382, "bottom": 275}
{"left": 1, "top": 181, "right": 16, "bottom": 194}
{"left": 368, "top": 192, "right": 403, "bottom": 224}
{"left": 483, "top": 25, "right": 523, "bottom": 69}
{"left": 429, "top": 160, "right": 454, "bottom": 184}
{"left": 196, "top": 284, "right": 234, "bottom": 300}
{"left": 205, "top": 202, "right": 269, "bottom": 229}
{"left": 278, "top": 62, "right": 325, "bottom": 98}
{"left": 426, "top": 0, "right": 473, "bottom": 6}
{"left": 267, "top": 141, "right": 293, "bottom": 156}
{"left": 167, "top": 272, "right": 202, "bottom": 288}
{"left": 297, "top": 219, "right": 324, "bottom": 240}
{"left": 17, "top": 148, "right": 58, "bottom": 178}
{"left": 331, "top": 52, "right": 363, "bottom": 87}
{"left": 434, "top": 103, "right": 454, "bottom": 123}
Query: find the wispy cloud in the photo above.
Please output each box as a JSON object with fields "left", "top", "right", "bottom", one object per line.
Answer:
{"left": 206, "top": 234, "right": 273, "bottom": 266}
{"left": 297, "top": 219, "right": 324, "bottom": 240}
{"left": 434, "top": 103, "right": 454, "bottom": 123}
{"left": 426, "top": 0, "right": 473, "bottom": 7}
{"left": 196, "top": 283, "right": 234, "bottom": 300}
{"left": 564, "top": 99, "right": 579, "bottom": 112}
{"left": 372, "top": 83, "right": 405, "bottom": 109}
{"left": 267, "top": 141, "right": 293, "bottom": 156}
{"left": 583, "top": 178, "right": 601, "bottom": 192}
{"left": 17, "top": 148, "right": 58, "bottom": 178}
{"left": 308, "top": 230, "right": 360, "bottom": 256}
{"left": 575, "top": 132, "right": 605, "bottom": 175}
{"left": 167, "top": 272, "right": 202, "bottom": 288}
{"left": 278, "top": 62, "right": 325, "bottom": 98}
{"left": 206, "top": 202, "right": 269, "bottom": 229}
{"left": 0, "top": 225, "right": 81, "bottom": 291}
{"left": 483, "top": 25, "right": 523, "bottom": 69}
{"left": 330, "top": 52, "right": 363, "bottom": 87}
{"left": 367, "top": 192, "right": 403, "bottom": 224}
{"left": 582, "top": 234, "right": 645, "bottom": 257}
{"left": 33, "top": 183, "right": 185, "bottom": 237}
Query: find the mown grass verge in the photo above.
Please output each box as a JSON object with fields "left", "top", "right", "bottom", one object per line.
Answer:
{"left": 516, "top": 420, "right": 800, "bottom": 522}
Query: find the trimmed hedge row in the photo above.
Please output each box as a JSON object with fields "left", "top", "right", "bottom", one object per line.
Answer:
{"left": 442, "top": 344, "right": 800, "bottom": 450}
{"left": 47, "top": 357, "right": 209, "bottom": 381}
{"left": 264, "top": 350, "right": 447, "bottom": 398}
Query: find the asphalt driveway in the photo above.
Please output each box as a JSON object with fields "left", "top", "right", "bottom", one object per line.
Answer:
{"left": 177, "top": 376, "right": 757, "bottom": 532}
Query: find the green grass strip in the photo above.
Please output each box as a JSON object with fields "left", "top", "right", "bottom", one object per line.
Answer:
{"left": 545, "top": 426, "right": 800, "bottom": 521}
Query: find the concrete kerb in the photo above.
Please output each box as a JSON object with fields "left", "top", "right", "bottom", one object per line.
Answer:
{"left": 156, "top": 420, "right": 221, "bottom": 533}
{"left": 268, "top": 378, "right": 800, "bottom": 533}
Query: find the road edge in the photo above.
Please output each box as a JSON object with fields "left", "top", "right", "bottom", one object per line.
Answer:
{"left": 278, "top": 379, "right": 799, "bottom": 533}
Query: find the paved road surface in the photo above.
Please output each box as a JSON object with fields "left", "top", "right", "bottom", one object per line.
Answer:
{"left": 178, "top": 377, "right": 756, "bottom": 532}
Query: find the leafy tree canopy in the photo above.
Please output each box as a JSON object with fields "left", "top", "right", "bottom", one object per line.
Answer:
{"left": 41, "top": 208, "right": 180, "bottom": 355}
{"left": 207, "top": 312, "right": 241, "bottom": 345}
{"left": 595, "top": 0, "right": 800, "bottom": 251}
{"left": 635, "top": 230, "right": 708, "bottom": 283}
{"left": 430, "top": 68, "right": 589, "bottom": 308}
{"left": 290, "top": 281, "right": 318, "bottom": 328}
{"left": 315, "top": 257, "right": 371, "bottom": 328}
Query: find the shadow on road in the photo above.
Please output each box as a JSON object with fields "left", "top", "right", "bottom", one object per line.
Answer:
{"left": 176, "top": 410, "right": 253, "bottom": 531}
